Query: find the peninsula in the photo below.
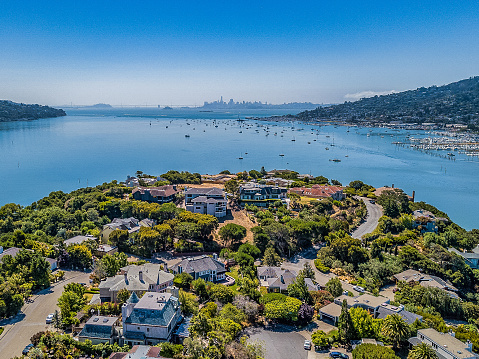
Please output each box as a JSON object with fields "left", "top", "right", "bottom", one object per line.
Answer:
{"left": 0, "top": 100, "right": 66, "bottom": 122}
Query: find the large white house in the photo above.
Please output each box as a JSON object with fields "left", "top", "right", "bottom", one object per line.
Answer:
{"left": 184, "top": 187, "right": 227, "bottom": 218}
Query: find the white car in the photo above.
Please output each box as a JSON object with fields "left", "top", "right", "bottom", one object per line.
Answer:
{"left": 304, "top": 340, "right": 312, "bottom": 350}
{"left": 353, "top": 285, "right": 365, "bottom": 293}
{"left": 46, "top": 313, "right": 54, "bottom": 324}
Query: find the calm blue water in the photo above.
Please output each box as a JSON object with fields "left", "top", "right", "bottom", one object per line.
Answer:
{"left": 0, "top": 107, "right": 477, "bottom": 230}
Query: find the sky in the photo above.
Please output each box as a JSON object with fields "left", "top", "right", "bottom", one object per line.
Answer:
{"left": 1, "top": 1, "right": 479, "bottom": 106}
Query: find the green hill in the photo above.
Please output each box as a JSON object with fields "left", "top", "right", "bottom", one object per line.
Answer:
{"left": 297, "top": 76, "right": 479, "bottom": 124}
{"left": 0, "top": 100, "right": 66, "bottom": 122}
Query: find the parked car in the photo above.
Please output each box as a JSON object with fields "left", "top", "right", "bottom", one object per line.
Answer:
{"left": 329, "top": 352, "right": 349, "bottom": 359}
{"left": 46, "top": 313, "right": 54, "bottom": 324}
{"left": 342, "top": 290, "right": 349, "bottom": 295}
{"left": 22, "top": 344, "right": 34, "bottom": 355}
{"left": 304, "top": 340, "right": 312, "bottom": 350}
{"left": 353, "top": 285, "right": 365, "bottom": 293}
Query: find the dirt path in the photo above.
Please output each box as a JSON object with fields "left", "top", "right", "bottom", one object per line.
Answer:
{"left": 216, "top": 204, "right": 256, "bottom": 243}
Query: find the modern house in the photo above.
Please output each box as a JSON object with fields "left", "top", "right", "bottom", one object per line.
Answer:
{"left": 131, "top": 185, "right": 179, "bottom": 204}
{"left": 171, "top": 255, "right": 227, "bottom": 283}
{"left": 288, "top": 185, "right": 345, "bottom": 201}
{"left": 239, "top": 182, "right": 288, "bottom": 207}
{"left": 257, "top": 266, "right": 298, "bottom": 293}
{"left": 184, "top": 187, "right": 227, "bottom": 218}
{"left": 394, "top": 269, "right": 459, "bottom": 299}
{"left": 409, "top": 328, "right": 478, "bottom": 359}
{"left": 450, "top": 246, "right": 479, "bottom": 269}
{"left": 99, "top": 263, "right": 174, "bottom": 302}
{"left": 100, "top": 217, "right": 156, "bottom": 242}
{"left": 79, "top": 316, "right": 119, "bottom": 344}
{"left": 63, "top": 234, "right": 97, "bottom": 247}
{"left": 121, "top": 291, "right": 181, "bottom": 346}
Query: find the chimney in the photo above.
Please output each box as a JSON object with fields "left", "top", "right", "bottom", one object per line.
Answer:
{"left": 392, "top": 184, "right": 394, "bottom": 188}
{"left": 139, "top": 271, "right": 143, "bottom": 282}
{"left": 164, "top": 263, "right": 168, "bottom": 272}
{"left": 412, "top": 190, "right": 415, "bottom": 202}
{"left": 280, "top": 275, "right": 284, "bottom": 284}
{"left": 124, "top": 272, "right": 128, "bottom": 282}
{"left": 213, "top": 253, "right": 218, "bottom": 260}
{"left": 178, "top": 265, "right": 182, "bottom": 274}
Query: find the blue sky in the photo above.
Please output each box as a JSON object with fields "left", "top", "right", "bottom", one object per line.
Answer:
{"left": 1, "top": 1, "right": 478, "bottom": 106}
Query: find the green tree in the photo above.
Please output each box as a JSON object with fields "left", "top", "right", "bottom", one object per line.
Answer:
{"left": 338, "top": 299, "right": 354, "bottom": 344}
{"left": 407, "top": 343, "right": 438, "bottom": 359}
{"left": 66, "top": 244, "right": 92, "bottom": 269}
{"left": 311, "top": 330, "right": 329, "bottom": 349}
{"left": 288, "top": 275, "right": 312, "bottom": 303}
{"left": 219, "top": 223, "right": 247, "bottom": 248}
{"left": 225, "top": 179, "right": 240, "bottom": 197}
{"left": 262, "top": 247, "right": 282, "bottom": 266}
{"left": 116, "top": 288, "right": 130, "bottom": 305}
{"left": 179, "top": 290, "right": 199, "bottom": 315}
{"left": 263, "top": 296, "right": 302, "bottom": 322}
{"left": 325, "top": 277, "right": 343, "bottom": 298}
{"left": 173, "top": 272, "right": 194, "bottom": 290}
{"left": 381, "top": 314, "right": 410, "bottom": 349}
{"left": 352, "top": 343, "right": 400, "bottom": 359}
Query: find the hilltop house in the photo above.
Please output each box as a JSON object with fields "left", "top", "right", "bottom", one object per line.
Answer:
{"left": 393, "top": 269, "right": 459, "bottom": 299}
{"left": 121, "top": 291, "right": 181, "bottom": 346}
{"left": 79, "top": 316, "right": 119, "bottom": 344}
{"left": 239, "top": 182, "right": 288, "bottom": 207}
{"left": 108, "top": 345, "right": 168, "bottom": 359}
{"left": 184, "top": 187, "right": 227, "bottom": 218}
{"left": 131, "top": 185, "right": 178, "bottom": 204}
{"left": 288, "top": 185, "right": 345, "bottom": 201}
{"left": 412, "top": 209, "right": 449, "bottom": 233}
{"left": 450, "top": 246, "right": 479, "bottom": 269}
{"left": 99, "top": 263, "right": 174, "bottom": 302}
{"left": 100, "top": 217, "right": 156, "bottom": 242}
{"left": 171, "top": 255, "right": 226, "bottom": 283}
{"left": 409, "top": 328, "right": 478, "bottom": 359}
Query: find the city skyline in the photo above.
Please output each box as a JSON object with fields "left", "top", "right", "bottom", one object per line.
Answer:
{"left": 1, "top": 1, "right": 479, "bottom": 106}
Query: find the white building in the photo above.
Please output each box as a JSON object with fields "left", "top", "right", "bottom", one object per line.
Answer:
{"left": 184, "top": 187, "right": 227, "bottom": 218}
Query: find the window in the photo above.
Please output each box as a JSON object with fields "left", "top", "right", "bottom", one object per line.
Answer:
{"left": 147, "top": 328, "right": 149, "bottom": 332}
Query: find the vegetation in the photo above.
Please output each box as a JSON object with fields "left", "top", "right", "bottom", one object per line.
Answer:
{"left": 0, "top": 100, "right": 66, "bottom": 122}
{"left": 352, "top": 343, "right": 400, "bottom": 359}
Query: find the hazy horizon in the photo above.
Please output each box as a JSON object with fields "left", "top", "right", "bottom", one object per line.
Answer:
{"left": 1, "top": 1, "right": 478, "bottom": 106}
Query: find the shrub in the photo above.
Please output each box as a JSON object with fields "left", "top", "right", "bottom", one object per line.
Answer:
{"left": 314, "top": 258, "right": 330, "bottom": 273}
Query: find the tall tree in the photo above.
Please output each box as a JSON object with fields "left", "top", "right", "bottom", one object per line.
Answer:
{"left": 325, "top": 277, "right": 343, "bottom": 298}
{"left": 338, "top": 299, "right": 354, "bottom": 344}
{"left": 381, "top": 314, "right": 410, "bottom": 349}
{"left": 219, "top": 223, "right": 247, "bottom": 248}
{"left": 407, "top": 343, "right": 438, "bottom": 359}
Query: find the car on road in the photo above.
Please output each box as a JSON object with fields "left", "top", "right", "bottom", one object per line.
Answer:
{"left": 329, "top": 352, "right": 349, "bottom": 358}
{"left": 353, "top": 285, "right": 365, "bottom": 293}
{"left": 22, "top": 344, "right": 34, "bottom": 355}
{"left": 304, "top": 340, "right": 312, "bottom": 350}
{"left": 46, "top": 313, "right": 54, "bottom": 324}
{"left": 370, "top": 200, "right": 375, "bottom": 204}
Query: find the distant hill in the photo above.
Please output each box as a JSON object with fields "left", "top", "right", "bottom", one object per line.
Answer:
{"left": 85, "top": 103, "right": 112, "bottom": 108}
{"left": 0, "top": 100, "right": 66, "bottom": 122}
{"left": 296, "top": 76, "right": 479, "bottom": 124}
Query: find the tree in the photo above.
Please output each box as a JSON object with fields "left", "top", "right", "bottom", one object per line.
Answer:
{"left": 352, "top": 343, "right": 400, "bottom": 359}
{"left": 209, "top": 284, "right": 235, "bottom": 304}
{"left": 97, "top": 252, "right": 128, "bottom": 277}
{"left": 381, "top": 314, "right": 410, "bottom": 349}
{"left": 262, "top": 247, "right": 282, "bottom": 266}
{"left": 338, "top": 299, "right": 354, "bottom": 344}
{"left": 263, "top": 296, "right": 302, "bottom": 322}
{"left": 311, "top": 330, "right": 329, "bottom": 349}
{"left": 225, "top": 179, "right": 240, "bottom": 197}
{"left": 219, "top": 223, "right": 247, "bottom": 248}
{"left": 288, "top": 275, "right": 311, "bottom": 303}
{"left": 299, "top": 262, "right": 315, "bottom": 280}
{"left": 407, "top": 343, "right": 438, "bottom": 359}
{"left": 66, "top": 244, "right": 92, "bottom": 269}
{"left": 297, "top": 303, "right": 314, "bottom": 323}
{"left": 191, "top": 278, "right": 208, "bottom": 301}
{"left": 179, "top": 290, "right": 199, "bottom": 315}
{"left": 117, "top": 288, "right": 130, "bottom": 305}
{"left": 349, "top": 307, "right": 379, "bottom": 339}
{"left": 173, "top": 272, "right": 194, "bottom": 290}
{"left": 326, "top": 277, "right": 343, "bottom": 298}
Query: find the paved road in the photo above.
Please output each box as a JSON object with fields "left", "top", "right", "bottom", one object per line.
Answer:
{"left": 0, "top": 270, "right": 91, "bottom": 359}
{"left": 351, "top": 197, "right": 383, "bottom": 239}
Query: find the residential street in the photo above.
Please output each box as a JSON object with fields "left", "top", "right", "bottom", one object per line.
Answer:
{"left": 0, "top": 270, "right": 91, "bottom": 359}
{"left": 351, "top": 197, "right": 383, "bottom": 239}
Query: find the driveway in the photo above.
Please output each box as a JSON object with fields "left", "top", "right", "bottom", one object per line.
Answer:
{"left": 0, "top": 270, "right": 91, "bottom": 359}
{"left": 351, "top": 197, "right": 382, "bottom": 239}
{"left": 244, "top": 324, "right": 308, "bottom": 359}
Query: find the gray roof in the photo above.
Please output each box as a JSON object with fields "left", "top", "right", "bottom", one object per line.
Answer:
{"left": 417, "top": 328, "right": 478, "bottom": 359}
{"left": 124, "top": 292, "right": 179, "bottom": 327}
{"left": 105, "top": 217, "right": 140, "bottom": 231}
{"left": 319, "top": 302, "right": 342, "bottom": 318}
{"left": 335, "top": 294, "right": 389, "bottom": 309}
{"left": 0, "top": 247, "right": 22, "bottom": 260}
{"left": 64, "top": 235, "right": 97, "bottom": 246}
{"left": 376, "top": 304, "right": 422, "bottom": 324}
{"left": 185, "top": 187, "right": 225, "bottom": 196}
{"left": 171, "top": 255, "right": 226, "bottom": 275}
{"left": 174, "top": 316, "right": 192, "bottom": 338}
{"left": 79, "top": 316, "right": 117, "bottom": 340}
{"left": 394, "top": 269, "right": 458, "bottom": 292}
{"left": 257, "top": 266, "right": 298, "bottom": 291}
{"left": 123, "top": 331, "right": 146, "bottom": 340}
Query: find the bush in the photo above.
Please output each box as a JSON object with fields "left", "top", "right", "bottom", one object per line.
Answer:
{"left": 352, "top": 343, "right": 399, "bottom": 359}
{"left": 314, "top": 258, "right": 330, "bottom": 273}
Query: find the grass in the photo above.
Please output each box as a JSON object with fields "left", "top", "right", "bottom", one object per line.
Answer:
{"left": 0, "top": 327, "right": 4, "bottom": 336}
{"left": 226, "top": 268, "right": 240, "bottom": 292}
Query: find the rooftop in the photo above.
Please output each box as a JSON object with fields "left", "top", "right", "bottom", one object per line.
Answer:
{"left": 335, "top": 294, "right": 389, "bottom": 308}
{"left": 64, "top": 234, "right": 97, "bottom": 246}
{"left": 418, "top": 328, "right": 476, "bottom": 359}
{"left": 124, "top": 291, "right": 179, "bottom": 327}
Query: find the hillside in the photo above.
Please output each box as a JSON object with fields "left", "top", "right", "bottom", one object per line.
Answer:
{"left": 0, "top": 100, "right": 66, "bottom": 122}
{"left": 297, "top": 76, "right": 479, "bottom": 124}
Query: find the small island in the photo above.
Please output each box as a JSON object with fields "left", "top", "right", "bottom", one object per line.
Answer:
{"left": 0, "top": 100, "right": 66, "bottom": 122}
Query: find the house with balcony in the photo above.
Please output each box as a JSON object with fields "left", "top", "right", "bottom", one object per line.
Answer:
{"left": 131, "top": 185, "right": 179, "bottom": 204}
{"left": 184, "top": 187, "right": 227, "bottom": 218}
{"left": 239, "top": 182, "right": 288, "bottom": 207}
{"left": 170, "top": 254, "right": 226, "bottom": 283}
{"left": 121, "top": 291, "right": 181, "bottom": 346}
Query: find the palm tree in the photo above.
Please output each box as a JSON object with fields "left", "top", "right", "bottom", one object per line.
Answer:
{"left": 408, "top": 343, "right": 438, "bottom": 359}
{"left": 381, "top": 314, "right": 410, "bottom": 348}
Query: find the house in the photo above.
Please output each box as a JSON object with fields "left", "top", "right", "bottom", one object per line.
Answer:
{"left": 79, "top": 316, "right": 119, "bottom": 344}
{"left": 393, "top": 269, "right": 459, "bottom": 298}
{"left": 376, "top": 303, "right": 422, "bottom": 324}
{"left": 121, "top": 291, "right": 181, "bottom": 346}
{"left": 172, "top": 316, "right": 192, "bottom": 344}
{"left": 125, "top": 176, "right": 140, "bottom": 187}
{"left": 63, "top": 234, "right": 97, "bottom": 247}
{"left": 94, "top": 244, "right": 118, "bottom": 258}
{"left": 239, "top": 182, "right": 288, "bottom": 207}
{"left": 109, "top": 345, "right": 168, "bottom": 359}
{"left": 171, "top": 254, "right": 227, "bottom": 283}
{"left": 412, "top": 209, "right": 449, "bottom": 233}
{"left": 334, "top": 294, "right": 390, "bottom": 317}
{"left": 257, "top": 266, "right": 298, "bottom": 292}
{"left": 45, "top": 257, "right": 58, "bottom": 271}
{"left": 318, "top": 302, "right": 343, "bottom": 325}
{"left": 184, "top": 187, "right": 227, "bottom": 218}
{"left": 99, "top": 263, "right": 174, "bottom": 302}
{"left": 288, "top": 185, "right": 345, "bottom": 201}
{"left": 449, "top": 246, "right": 479, "bottom": 269}
{"left": 100, "top": 217, "right": 156, "bottom": 242}
{"left": 131, "top": 185, "right": 178, "bottom": 204}
{"left": 0, "top": 247, "right": 56, "bottom": 271}
{"left": 409, "top": 328, "right": 478, "bottom": 359}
